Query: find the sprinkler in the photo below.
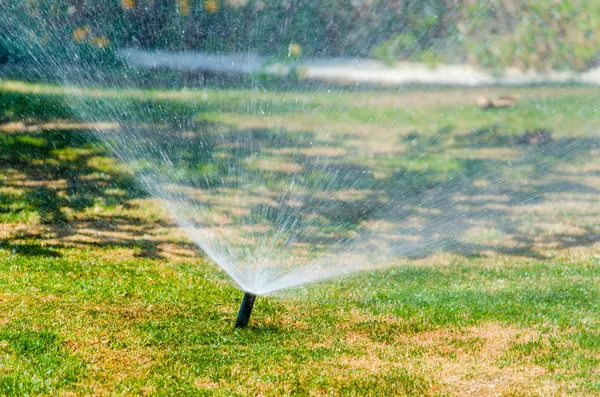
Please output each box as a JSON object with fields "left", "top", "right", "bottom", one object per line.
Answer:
{"left": 234, "top": 292, "right": 256, "bottom": 328}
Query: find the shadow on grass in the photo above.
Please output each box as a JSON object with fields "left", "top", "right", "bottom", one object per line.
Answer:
{"left": 0, "top": 100, "right": 166, "bottom": 256}
{"left": 381, "top": 133, "right": 600, "bottom": 259}
{"left": 0, "top": 243, "right": 63, "bottom": 257}
{"left": 1, "top": 89, "right": 599, "bottom": 262}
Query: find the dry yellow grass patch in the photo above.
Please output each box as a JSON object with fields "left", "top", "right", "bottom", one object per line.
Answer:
{"left": 194, "top": 377, "right": 219, "bottom": 389}
{"left": 342, "top": 87, "right": 597, "bottom": 110}
{"left": 292, "top": 311, "right": 571, "bottom": 396}
{"left": 412, "top": 324, "right": 554, "bottom": 396}
{"left": 0, "top": 121, "right": 118, "bottom": 133}
{"left": 0, "top": 186, "right": 25, "bottom": 196}
{"left": 204, "top": 113, "right": 404, "bottom": 140}
{"left": 346, "top": 138, "right": 405, "bottom": 154}
{"left": 7, "top": 178, "right": 68, "bottom": 189}
{"left": 68, "top": 338, "right": 157, "bottom": 385}
{"left": 272, "top": 147, "right": 348, "bottom": 157}
{"left": 251, "top": 158, "right": 304, "bottom": 173}
{"left": 0, "top": 223, "right": 45, "bottom": 240}
{"left": 337, "top": 352, "right": 385, "bottom": 374}
{"left": 450, "top": 147, "right": 522, "bottom": 161}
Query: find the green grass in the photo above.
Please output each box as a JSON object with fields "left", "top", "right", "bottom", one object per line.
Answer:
{"left": 1, "top": 79, "right": 600, "bottom": 395}
{"left": 1, "top": 249, "right": 600, "bottom": 395}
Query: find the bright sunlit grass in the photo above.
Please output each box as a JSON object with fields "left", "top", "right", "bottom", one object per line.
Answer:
{"left": 0, "top": 81, "right": 599, "bottom": 395}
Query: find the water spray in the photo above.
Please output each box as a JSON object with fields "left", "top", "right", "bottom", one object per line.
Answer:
{"left": 234, "top": 292, "right": 256, "bottom": 328}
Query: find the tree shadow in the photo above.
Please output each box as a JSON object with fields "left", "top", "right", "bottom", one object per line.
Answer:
{"left": 115, "top": 118, "right": 600, "bottom": 261}
{"left": 0, "top": 118, "right": 184, "bottom": 257}
{"left": 2, "top": 87, "right": 599, "bottom": 264}
{"left": 379, "top": 133, "right": 600, "bottom": 259}
{"left": 0, "top": 243, "right": 63, "bottom": 258}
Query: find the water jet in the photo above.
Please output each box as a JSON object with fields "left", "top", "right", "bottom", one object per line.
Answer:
{"left": 3, "top": 0, "right": 598, "bottom": 333}
{"left": 235, "top": 292, "right": 256, "bottom": 329}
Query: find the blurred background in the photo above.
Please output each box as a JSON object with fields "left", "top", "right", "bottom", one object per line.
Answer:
{"left": 3, "top": 0, "right": 600, "bottom": 84}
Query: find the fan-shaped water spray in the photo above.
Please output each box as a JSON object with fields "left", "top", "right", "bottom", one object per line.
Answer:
{"left": 2, "top": 2, "right": 599, "bottom": 330}
{"left": 85, "top": 102, "right": 599, "bottom": 303}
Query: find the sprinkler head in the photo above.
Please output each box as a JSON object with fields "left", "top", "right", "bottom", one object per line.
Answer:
{"left": 234, "top": 291, "right": 256, "bottom": 328}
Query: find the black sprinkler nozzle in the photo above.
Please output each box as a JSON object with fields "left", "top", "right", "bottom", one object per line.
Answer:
{"left": 234, "top": 292, "right": 256, "bottom": 328}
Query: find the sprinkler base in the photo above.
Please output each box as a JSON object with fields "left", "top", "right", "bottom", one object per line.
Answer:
{"left": 234, "top": 292, "right": 256, "bottom": 328}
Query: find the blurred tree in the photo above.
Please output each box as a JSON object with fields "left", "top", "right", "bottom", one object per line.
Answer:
{"left": 460, "top": 0, "right": 600, "bottom": 72}
{"left": 1, "top": 0, "right": 599, "bottom": 72}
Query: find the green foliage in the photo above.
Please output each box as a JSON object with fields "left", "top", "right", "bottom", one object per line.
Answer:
{"left": 0, "top": 1, "right": 120, "bottom": 66}
{"left": 372, "top": 0, "right": 460, "bottom": 66}
{"left": 461, "top": 0, "right": 600, "bottom": 71}
{"left": 1, "top": 0, "right": 407, "bottom": 64}
{"left": 2, "top": 0, "right": 600, "bottom": 72}
{"left": 376, "top": 0, "right": 600, "bottom": 72}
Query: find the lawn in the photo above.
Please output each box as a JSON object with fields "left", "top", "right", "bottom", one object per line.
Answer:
{"left": 0, "top": 79, "right": 599, "bottom": 396}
